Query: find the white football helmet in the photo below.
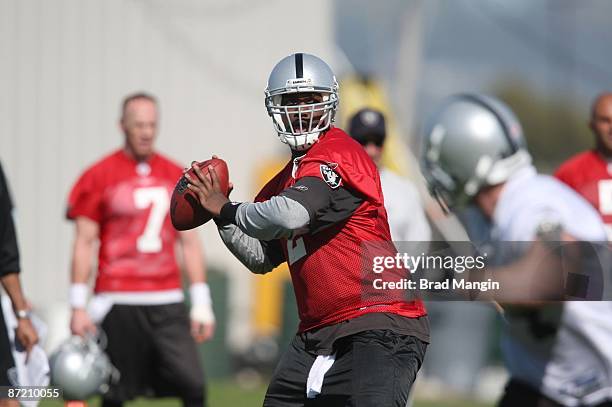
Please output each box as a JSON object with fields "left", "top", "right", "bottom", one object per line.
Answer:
{"left": 49, "top": 333, "right": 119, "bottom": 400}
{"left": 422, "top": 93, "right": 532, "bottom": 209}
{"left": 265, "top": 53, "right": 339, "bottom": 151}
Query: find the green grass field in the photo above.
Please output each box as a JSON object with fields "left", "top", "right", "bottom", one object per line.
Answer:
{"left": 38, "top": 380, "right": 493, "bottom": 407}
{"left": 415, "top": 401, "right": 492, "bottom": 407}
{"left": 39, "top": 380, "right": 264, "bottom": 407}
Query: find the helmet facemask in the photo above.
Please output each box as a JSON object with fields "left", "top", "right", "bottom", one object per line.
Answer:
{"left": 422, "top": 157, "right": 463, "bottom": 213}
{"left": 266, "top": 90, "right": 338, "bottom": 151}
{"left": 265, "top": 53, "right": 340, "bottom": 151}
{"left": 424, "top": 142, "right": 532, "bottom": 213}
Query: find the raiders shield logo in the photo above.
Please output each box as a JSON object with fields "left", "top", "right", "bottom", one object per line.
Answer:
{"left": 320, "top": 164, "right": 341, "bottom": 189}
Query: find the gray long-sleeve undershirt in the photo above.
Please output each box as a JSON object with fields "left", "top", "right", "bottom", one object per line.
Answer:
{"left": 217, "top": 195, "right": 309, "bottom": 274}
{"left": 217, "top": 223, "right": 278, "bottom": 274}
{"left": 217, "top": 176, "right": 363, "bottom": 274}
{"left": 234, "top": 195, "right": 310, "bottom": 240}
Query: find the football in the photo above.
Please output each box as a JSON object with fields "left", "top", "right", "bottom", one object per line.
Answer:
{"left": 170, "top": 157, "right": 230, "bottom": 230}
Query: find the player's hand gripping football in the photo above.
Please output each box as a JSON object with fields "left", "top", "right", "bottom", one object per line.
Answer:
{"left": 184, "top": 157, "right": 231, "bottom": 217}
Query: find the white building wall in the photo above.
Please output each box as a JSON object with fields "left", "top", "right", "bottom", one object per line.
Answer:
{"left": 0, "top": 0, "right": 335, "bottom": 351}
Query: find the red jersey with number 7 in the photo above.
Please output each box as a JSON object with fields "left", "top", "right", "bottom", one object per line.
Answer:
{"left": 555, "top": 150, "right": 612, "bottom": 240}
{"left": 255, "top": 128, "right": 427, "bottom": 332}
{"left": 67, "top": 149, "right": 183, "bottom": 293}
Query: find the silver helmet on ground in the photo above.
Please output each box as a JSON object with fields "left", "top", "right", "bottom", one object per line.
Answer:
{"left": 421, "top": 93, "right": 532, "bottom": 209}
{"left": 265, "top": 53, "right": 339, "bottom": 151}
{"left": 49, "top": 333, "right": 119, "bottom": 400}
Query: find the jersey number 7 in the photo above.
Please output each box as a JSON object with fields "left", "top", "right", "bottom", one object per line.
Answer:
{"left": 134, "top": 187, "right": 170, "bottom": 253}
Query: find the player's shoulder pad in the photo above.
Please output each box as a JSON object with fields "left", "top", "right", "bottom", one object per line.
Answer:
{"left": 156, "top": 152, "right": 184, "bottom": 172}
{"left": 307, "top": 128, "right": 375, "bottom": 167}
{"left": 299, "top": 128, "right": 382, "bottom": 204}
{"left": 79, "top": 150, "right": 123, "bottom": 180}
{"left": 255, "top": 161, "right": 294, "bottom": 202}
{"left": 152, "top": 152, "right": 185, "bottom": 180}
{"left": 555, "top": 149, "right": 600, "bottom": 176}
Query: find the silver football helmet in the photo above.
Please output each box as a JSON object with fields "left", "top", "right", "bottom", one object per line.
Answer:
{"left": 421, "top": 94, "right": 532, "bottom": 209}
{"left": 265, "top": 53, "right": 339, "bottom": 151}
{"left": 50, "top": 333, "right": 119, "bottom": 400}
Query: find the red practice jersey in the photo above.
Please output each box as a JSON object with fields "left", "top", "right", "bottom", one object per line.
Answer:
{"left": 555, "top": 150, "right": 612, "bottom": 240}
{"left": 256, "top": 128, "right": 426, "bottom": 332}
{"left": 67, "top": 149, "right": 183, "bottom": 293}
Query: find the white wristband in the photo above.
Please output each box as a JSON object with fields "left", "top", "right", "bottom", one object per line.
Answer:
{"left": 190, "top": 282, "right": 212, "bottom": 306}
{"left": 69, "top": 283, "right": 89, "bottom": 309}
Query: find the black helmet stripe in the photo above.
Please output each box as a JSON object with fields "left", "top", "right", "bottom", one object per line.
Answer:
{"left": 295, "top": 53, "right": 303, "bottom": 78}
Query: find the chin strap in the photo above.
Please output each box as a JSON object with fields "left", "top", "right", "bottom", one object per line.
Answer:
{"left": 284, "top": 131, "right": 321, "bottom": 151}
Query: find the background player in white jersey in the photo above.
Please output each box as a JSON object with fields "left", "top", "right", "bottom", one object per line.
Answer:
{"left": 348, "top": 107, "right": 494, "bottom": 398}
{"left": 66, "top": 93, "right": 214, "bottom": 407}
{"left": 421, "top": 93, "right": 612, "bottom": 406}
{"left": 347, "top": 108, "right": 431, "bottom": 243}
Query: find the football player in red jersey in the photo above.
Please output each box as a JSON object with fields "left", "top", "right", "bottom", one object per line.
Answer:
{"left": 555, "top": 93, "right": 612, "bottom": 240}
{"left": 186, "top": 53, "right": 428, "bottom": 406}
{"left": 66, "top": 93, "right": 214, "bottom": 407}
